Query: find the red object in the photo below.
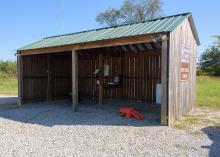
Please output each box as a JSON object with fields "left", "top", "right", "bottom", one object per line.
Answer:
{"left": 120, "top": 108, "right": 144, "bottom": 120}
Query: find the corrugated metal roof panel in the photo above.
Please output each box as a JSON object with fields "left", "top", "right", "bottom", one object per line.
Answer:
{"left": 19, "top": 13, "right": 199, "bottom": 51}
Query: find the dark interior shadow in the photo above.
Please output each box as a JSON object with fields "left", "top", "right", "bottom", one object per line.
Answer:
{"left": 0, "top": 99, "right": 161, "bottom": 127}
{"left": 201, "top": 126, "right": 220, "bottom": 157}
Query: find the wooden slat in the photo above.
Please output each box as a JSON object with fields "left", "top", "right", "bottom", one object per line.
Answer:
{"left": 46, "top": 54, "right": 52, "bottom": 101}
{"left": 168, "top": 19, "right": 197, "bottom": 125}
{"left": 98, "top": 53, "right": 104, "bottom": 105}
{"left": 161, "top": 36, "right": 168, "bottom": 126}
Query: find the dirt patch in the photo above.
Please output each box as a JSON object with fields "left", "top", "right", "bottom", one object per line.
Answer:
{"left": 174, "top": 107, "right": 220, "bottom": 134}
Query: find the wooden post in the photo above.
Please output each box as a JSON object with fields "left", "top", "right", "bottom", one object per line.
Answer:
{"left": 98, "top": 53, "right": 103, "bottom": 105}
{"left": 72, "top": 50, "right": 78, "bottom": 111}
{"left": 17, "top": 53, "right": 23, "bottom": 106}
{"left": 161, "top": 35, "right": 168, "bottom": 125}
{"left": 46, "top": 54, "right": 52, "bottom": 102}
{"left": 120, "top": 53, "right": 123, "bottom": 100}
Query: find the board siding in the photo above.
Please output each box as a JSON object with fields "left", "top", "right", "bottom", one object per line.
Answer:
{"left": 168, "top": 19, "right": 197, "bottom": 124}
{"left": 78, "top": 49, "right": 161, "bottom": 102}
{"left": 22, "top": 53, "right": 72, "bottom": 103}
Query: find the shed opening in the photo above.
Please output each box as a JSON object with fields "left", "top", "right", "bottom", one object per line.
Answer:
{"left": 20, "top": 42, "right": 163, "bottom": 123}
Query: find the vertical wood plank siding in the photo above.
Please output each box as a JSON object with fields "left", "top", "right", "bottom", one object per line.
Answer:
{"left": 78, "top": 50, "right": 161, "bottom": 102}
{"left": 22, "top": 53, "right": 72, "bottom": 103}
{"left": 168, "top": 19, "right": 197, "bottom": 124}
{"left": 22, "top": 49, "right": 161, "bottom": 103}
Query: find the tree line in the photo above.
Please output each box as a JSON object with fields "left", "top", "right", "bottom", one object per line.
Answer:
{"left": 0, "top": 60, "right": 17, "bottom": 79}
{"left": 198, "top": 36, "right": 220, "bottom": 76}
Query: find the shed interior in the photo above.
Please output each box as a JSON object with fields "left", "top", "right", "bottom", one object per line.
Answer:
{"left": 22, "top": 41, "right": 162, "bottom": 105}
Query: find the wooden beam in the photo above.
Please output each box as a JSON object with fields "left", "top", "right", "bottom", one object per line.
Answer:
{"left": 19, "top": 34, "right": 158, "bottom": 56}
{"left": 17, "top": 54, "right": 23, "bottom": 106}
{"left": 161, "top": 36, "right": 168, "bottom": 126}
{"left": 137, "top": 44, "right": 145, "bottom": 51}
{"left": 46, "top": 54, "right": 52, "bottom": 101}
{"left": 140, "top": 43, "right": 148, "bottom": 50}
{"left": 128, "top": 44, "right": 137, "bottom": 52}
{"left": 133, "top": 44, "right": 141, "bottom": 52}
{"left": 144, "top": 42, "right": 153, "bottom": 49}
{"left": 150, "top": 42, "right": 157, "bottom": 50}
{"left": 121, "top": 45, "right": 128, "bottom": 52}
{"left": 125, "top": 45, "right": 133, "bottom": 52}
{"left": 113, "top": 46, "right": 121, "bottom": 53}
{"left": 155, "top": 42, "right": 161, "bottom": 49}
{"left": 98, "top": 53, "right": 104, "bottom": 105}
{"left": 72, "top": 50, "right": 78, "bottom": 111}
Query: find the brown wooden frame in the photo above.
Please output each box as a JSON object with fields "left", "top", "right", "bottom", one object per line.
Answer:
{"left": 72, "top": 50, "right": 78, "bottom": 111}
{"left": 18, "top": 34, "right": 159, "bottom": 56}
{"left": 17, "top": 54, "right": 23, "bottom": 106}
{"left": 160, "top": 35, "right": 168, "bottom": 125}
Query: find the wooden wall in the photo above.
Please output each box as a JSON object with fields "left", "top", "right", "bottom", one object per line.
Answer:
{"left": 78, "top": 49, "right": 161, "bottom": 102}
{"left": 168, "top": 19, "right": 197, "bottom": 124}
{"left": 22, "top": 52, "right": 72, "bottom": 103}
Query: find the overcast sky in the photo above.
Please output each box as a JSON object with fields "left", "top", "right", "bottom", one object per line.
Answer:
{"left": 0, "top": 0, "right": 219, "bottom": 60}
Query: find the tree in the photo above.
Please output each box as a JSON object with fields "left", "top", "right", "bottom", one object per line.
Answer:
{"left": 214, "top": 35, "right": 220, "bottom": 47}
{"left": 200, "top": 46, "right": 220, "bottom": 76}
{"left": 96, "top": 8, "right": 122, "bottom": 27}
{"left": 96, "top": 0, "right": 163, "bottom": 27}
{"left": 0, "top": 60, "right": 17, "bottom": 78}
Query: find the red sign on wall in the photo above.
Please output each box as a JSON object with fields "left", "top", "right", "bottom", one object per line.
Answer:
{"left": 180, "top": 44, "right": 190, "bottom": 81}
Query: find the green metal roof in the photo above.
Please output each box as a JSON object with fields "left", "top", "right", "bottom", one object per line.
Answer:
{"left": 18, "top": 13, "right": 200, "bottom": 51}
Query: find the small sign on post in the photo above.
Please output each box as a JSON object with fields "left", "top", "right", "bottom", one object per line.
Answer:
{"left": 180, "top": 44, "right": 190, "bottom": 81}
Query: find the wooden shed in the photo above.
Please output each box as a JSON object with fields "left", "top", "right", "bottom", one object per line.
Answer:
{"left": 17, "top": 13, "right": 200, "bottom": 125}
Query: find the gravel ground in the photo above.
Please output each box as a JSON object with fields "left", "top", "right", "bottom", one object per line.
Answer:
{"left": 0, "top": 99, "right": 219, "bottom": 157}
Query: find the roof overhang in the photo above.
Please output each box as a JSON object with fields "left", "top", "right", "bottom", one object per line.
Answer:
{"left": 188, "top": 14, "right": 200, "bottom": 45}
{"left": 18, "top": 33, "right": 162, "bottom": 56}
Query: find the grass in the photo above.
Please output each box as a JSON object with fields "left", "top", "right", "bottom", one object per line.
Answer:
{"left": 174, "top": 115, "right": 201, "bottom": 130}
{"left": 184, "top": 115, "right": 200, "bottom": 124}
{"left": 0, "top": 78, "right": 17, "bottom": 95}
{"left": 196, "top": 76, "right": 220, "bottom": 108}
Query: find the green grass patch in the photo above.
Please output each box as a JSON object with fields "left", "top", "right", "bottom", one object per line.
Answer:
{"left": 174, "top": 124, "right": 187, "bottom": 130}
{"left": 0, "top": 78, "right": 17, "bottom": 95}
{"left": 184, "top": 115, "right": 200, "bottom": 124}
{"left": 196, "top": 76, "right": 220, "bottom": 108}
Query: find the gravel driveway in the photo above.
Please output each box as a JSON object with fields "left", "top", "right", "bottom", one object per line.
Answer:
{"left": 0, "top": 99, "right": 219, "bottom": 157}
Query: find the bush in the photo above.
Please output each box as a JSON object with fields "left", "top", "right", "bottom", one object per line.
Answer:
{"left": 197, "top": 68, "right": 205, "bottom": 76}
{"left": 199, "top": 46, "right": 220, "bottom": 76}
{"left": 0, "top": 60, "right": 17, "bottom": 79}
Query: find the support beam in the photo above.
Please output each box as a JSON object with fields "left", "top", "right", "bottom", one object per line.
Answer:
{"left": 46, "top": 54, "right": 52, "bottom": 101}
{"left": 144, "top": 42, "right": 153, "bottom": 49}
{"left": 161, "top": 36, "right": 168, "bottom": 125}
{"left": 121, "top": 45, "right": 128, "bottom": 52}
{"left": 98, "top": 53, "right": 104, "bottom": 105}
{"left": 150, "top": 42, "right": 157, "bottom": 50}
{"left": 19, "top": 34, "right": 159, "bottom": 56}
{"left": 137, "top": 44, "right": 145, "bottom": 51}
{"left": 17, "top": 54, "right": 23, "bottom": 106}
{"left": 72, "top": 50, "right": 78, "bottom": 111}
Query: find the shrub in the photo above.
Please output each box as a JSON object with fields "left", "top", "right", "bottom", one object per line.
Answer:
{"left": 0, "top": 60, "right": 17, "bottom": 79}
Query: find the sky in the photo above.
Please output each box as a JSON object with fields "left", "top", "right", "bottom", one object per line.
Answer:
{"left": 0, "top": 0, "right": 220, "bottom": 60}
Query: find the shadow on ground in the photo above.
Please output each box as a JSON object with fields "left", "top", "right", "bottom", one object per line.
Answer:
{"left": 0, "top": 98, "right": 161, "bottom": 127}
{"left": 201, "top": 126, "right": 220, "bottom": 157}
{"left": 0, "top": 96, "right": 18, "bottom": 109}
